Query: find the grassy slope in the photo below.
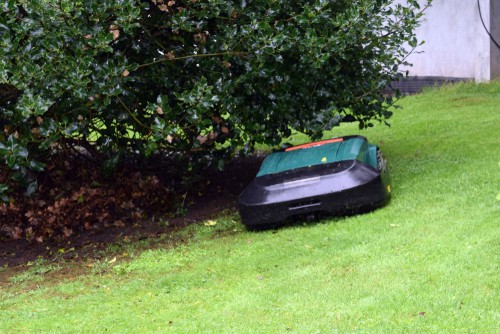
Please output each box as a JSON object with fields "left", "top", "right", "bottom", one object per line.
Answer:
{"left": 1, "top": 82, "right": 499, "bottom": 333}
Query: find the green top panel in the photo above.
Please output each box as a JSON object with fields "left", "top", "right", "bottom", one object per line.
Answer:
{"left": 257, "top": 137, "right": 376, "bottom": 177}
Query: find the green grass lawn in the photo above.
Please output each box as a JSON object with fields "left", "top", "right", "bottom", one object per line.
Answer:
{"left": 1, "top": 82, "right": 499, "bottom": 333}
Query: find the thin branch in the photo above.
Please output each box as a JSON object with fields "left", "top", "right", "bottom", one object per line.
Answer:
{"left": 117, "top": 97, "right": 151, "bottom": 133}
{"left": 136, "top": 51, "right": 250, "bottom": 69}
{"left": 140, "top": 24, "right": 169, "bottom": 53}
{"left": 378, "top": 2, "right": 431, "bottom": 39}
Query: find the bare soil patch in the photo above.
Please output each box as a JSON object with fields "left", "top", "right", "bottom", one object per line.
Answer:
{"left": 0, "top": 156, "right": 262, "bottom": 268}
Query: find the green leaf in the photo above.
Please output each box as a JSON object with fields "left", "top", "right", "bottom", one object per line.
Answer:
{"left": 25, "top": 180, "right": 38, "bottom": 196}
{"left": 0, "top": 0, "right": 430, "bottom": 194}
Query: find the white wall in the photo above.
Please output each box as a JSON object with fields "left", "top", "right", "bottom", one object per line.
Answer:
{"left": 401, "top": 0, "right": 499, "bottom": 82}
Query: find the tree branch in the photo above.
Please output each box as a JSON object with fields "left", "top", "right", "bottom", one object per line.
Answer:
{"left": 136, "top": 51, "right": 250, "bottom": 69}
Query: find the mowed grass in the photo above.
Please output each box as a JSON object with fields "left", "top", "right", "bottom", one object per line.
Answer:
{"left": 1, "top": 82, "right": 499, "bottom": 333}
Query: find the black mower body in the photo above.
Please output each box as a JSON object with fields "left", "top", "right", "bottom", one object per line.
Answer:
{"left": 238, "top": 136, "right": 391, "bottom": 228}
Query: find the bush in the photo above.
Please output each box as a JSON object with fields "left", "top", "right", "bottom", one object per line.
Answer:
{"left": 0, "top": 0, "right": 429, "bottom": 199}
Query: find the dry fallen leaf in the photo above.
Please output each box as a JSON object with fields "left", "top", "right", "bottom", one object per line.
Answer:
{"left": 63, "top": 226, "right": 73, "bottom": 238}
{"left": 207, "top": 132, "right": 218, "bottom": 141}
{"left": 109, "top": 25, "right": 120, "bottom": 40}
{"left": 204, "top": 220, "right": 217, "bottom": 226}
{"left": 114, "top": 220, "right": 125, "bottom": 227}
{"left": 12, "top": 226, "right": 23, "bottom": 240}
{"left": 194, "top": 33, "right": 206, "bottom": 44}
{"left": 197, "top": 135, "right": 208, "bottom": 144}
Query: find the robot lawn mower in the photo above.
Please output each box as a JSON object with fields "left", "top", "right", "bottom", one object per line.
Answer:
{"left": 238, "top": 135, "right": 391, "bottom": 228}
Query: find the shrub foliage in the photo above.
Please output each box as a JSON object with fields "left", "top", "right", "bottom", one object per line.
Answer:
{"left": 0, "top": 0, "right": 428, "bottom": 199}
